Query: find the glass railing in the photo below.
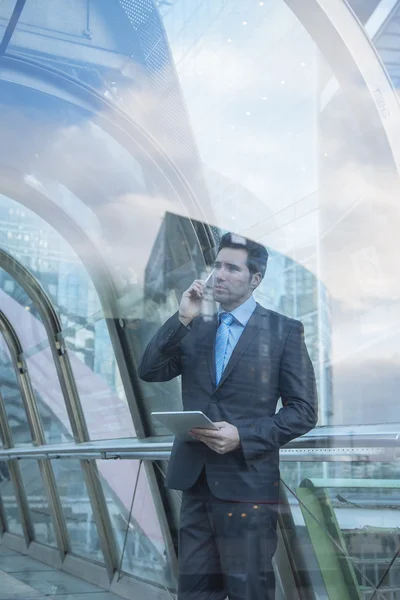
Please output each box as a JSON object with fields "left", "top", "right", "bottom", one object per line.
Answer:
{"left": 0, "top": 427, "right": 398, "bottom": 599}
{"left": 280, "top": 461, "right": 400, "bottom": 600}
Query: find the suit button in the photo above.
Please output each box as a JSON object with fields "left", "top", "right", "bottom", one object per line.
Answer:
{"left": 211, "top": 398, "right": 217, "bottom": 403}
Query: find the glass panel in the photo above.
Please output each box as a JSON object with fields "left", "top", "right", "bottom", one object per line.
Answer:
{"left": 51, "top": 458, "right": 103, "bottom": 563}
{"left": 0, "top": 336, "right": 32, "bottom": 445}
{"left": 0, "top": 193, "right": 138, "bottom": 440}
{"left": 25, "top": 342, "right": 74, "bottom": 443}
{"left": 93, "top": 459, "right": 173, "bottom": 588}
{"left": 64, "top": 319, "right": 135, "bottom": 440}
{"left": 0, "top": 276, "right": 74, "bottom": 443}
{"left": 18, "top": 460, "right": 57, "bottom": 547}
{"left": 0, "top": 460, "right": 23, "bottom": 537}
{"left": 281, "top": 460, "right": 400, "bottom": 599}
{"left": 0, "top": 268, "right": 42, "bottom": 330}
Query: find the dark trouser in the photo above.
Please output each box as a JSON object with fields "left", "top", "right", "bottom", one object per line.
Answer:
{"left": 178, "top": 469, "right": 278, "bottom": 600}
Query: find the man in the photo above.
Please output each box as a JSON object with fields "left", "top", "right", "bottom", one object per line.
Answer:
{"left": 139, "top": 233, "right": 318, "bottom": 600}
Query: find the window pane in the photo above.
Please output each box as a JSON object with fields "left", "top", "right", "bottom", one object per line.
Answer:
{"left": 0, "top": 461, "right": 23, "bottom": 537}
{"left": 25, "top": 342, "right": 74, "bottom": 444}
{"left": 94, "top": 459, "right": 173, "bottom": 588}
{"left": 0, "top": 269, "right": 43, "bottom": 336}
{"left": 52, "top": 459, "right": 103, "bottom": 563}
{"left": 0, "top": 337, "right": 32, "bottom": 446}
{"left": 64, "top": 320, "right": 135, "bottom": 440}
{"left": 280, "top": 460, "right": 400, "bottom": 598}
{"left": 18, "top": 460, "right": 57, "bottom": 547}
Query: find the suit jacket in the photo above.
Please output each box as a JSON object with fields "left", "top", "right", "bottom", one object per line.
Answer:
{"left": 139, "top": 303, "right": 318, "bottom": 502}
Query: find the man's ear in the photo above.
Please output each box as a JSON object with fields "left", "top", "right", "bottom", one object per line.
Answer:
{"left": 250, "top": 272, "right": 262, "bottom": 290}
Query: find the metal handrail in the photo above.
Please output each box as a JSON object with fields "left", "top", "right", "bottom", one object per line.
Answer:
{"left": 0, "top": 427, "right": 398, "bottom": 461}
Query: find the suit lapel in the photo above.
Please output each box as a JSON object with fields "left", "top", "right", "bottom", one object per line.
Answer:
{"left": 213, "top": 304, "right": 265, "bottom": 392}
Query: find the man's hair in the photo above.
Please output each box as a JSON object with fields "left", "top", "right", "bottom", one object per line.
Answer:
{"left": 217, "top": 233, "right": 269, "bottom": 279}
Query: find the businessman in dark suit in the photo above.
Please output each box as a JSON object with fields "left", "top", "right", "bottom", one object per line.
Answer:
{"left": 139, "top": 233, "right": 318, "bottom": 600}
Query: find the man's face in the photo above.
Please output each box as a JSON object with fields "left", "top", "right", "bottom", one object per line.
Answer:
{"left": 212, "top": 247, "right": 261, "bottom": 310}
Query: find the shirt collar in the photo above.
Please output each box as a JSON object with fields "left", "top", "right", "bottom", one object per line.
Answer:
{"left": 218, "top": 295, "right": 256, "bottom": 327}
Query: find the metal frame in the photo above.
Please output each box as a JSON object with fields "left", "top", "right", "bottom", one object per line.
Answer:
{"left": 0, "top": 492, "right": 7, "bottom": 537}
{"left": 0, "top": 0, "right": 27, "bottom": 55}
{"left": 0, "top": 249, "right": 120, "bottom": 579}
{"left": 283, "top": 0, "right": 400, "bottom": 178}
{"left": 0, "top": 219, "right": 179, "bottom": 574}
{"left": 0, "top": 249, "right": 181, "bottom": 587}
{"left": 0, "top": 309, "right": 70, "bottom": 558}
{"left": 0, "top": 390, "right": 34, "bottom": 547}
{"left": 0, "top": 168, "right": 208, "bottom": 576}
{"left": 0, "top": 427, "right": 396, "bottom": 461}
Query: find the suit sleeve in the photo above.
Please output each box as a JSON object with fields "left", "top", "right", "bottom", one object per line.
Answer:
{"left": 138, "top": 312, "right": 190, "bottom": 382}
{"left": 237, "top": 321, "right": 318, "bottom": 461}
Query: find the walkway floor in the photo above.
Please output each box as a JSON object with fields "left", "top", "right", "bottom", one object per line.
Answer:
{"left": 0, "top": 545, "right": 121, "bottom": 600}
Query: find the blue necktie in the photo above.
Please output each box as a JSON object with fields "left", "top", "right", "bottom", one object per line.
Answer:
{"left": 215, "top": 312, "right": 234, "bottom": 385}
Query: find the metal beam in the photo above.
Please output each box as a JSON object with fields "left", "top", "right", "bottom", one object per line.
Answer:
{"left": 0, "top": 431, "right": 395, "bottom": 461}
{"left": 284, "top": 0, "right": 400, "bottom": 180}
{"left": 0, "top": 390, "right": 34, "bottom": 547}
{"left": 0, "top": 0, "right": 27, "bottom": 55}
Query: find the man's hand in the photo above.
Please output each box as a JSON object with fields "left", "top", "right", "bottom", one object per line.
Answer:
{"left": 190, "top": 421, "right": 240, "bottom": 454}
{"left": 179, "top": 279, "right": 205, "bottom": 326}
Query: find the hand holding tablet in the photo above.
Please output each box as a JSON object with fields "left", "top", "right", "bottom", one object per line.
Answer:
{"left": 151, "top": 411, "right": 219, "bottom": 442}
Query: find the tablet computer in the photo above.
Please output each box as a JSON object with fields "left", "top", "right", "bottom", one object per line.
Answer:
{"left": 151, "top": 411, "right": 218, "bottom": 442}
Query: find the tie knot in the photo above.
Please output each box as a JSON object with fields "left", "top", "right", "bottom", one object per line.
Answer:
{"left": 220, "top": 312, "right": 234, "bottom": 326}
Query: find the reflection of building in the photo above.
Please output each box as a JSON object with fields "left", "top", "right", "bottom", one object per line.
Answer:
{"left": 145, "top": 212, "right": 333, "bottom": 424}
{"left": 0, "top": 199, "right": 120, "bottom": 391}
